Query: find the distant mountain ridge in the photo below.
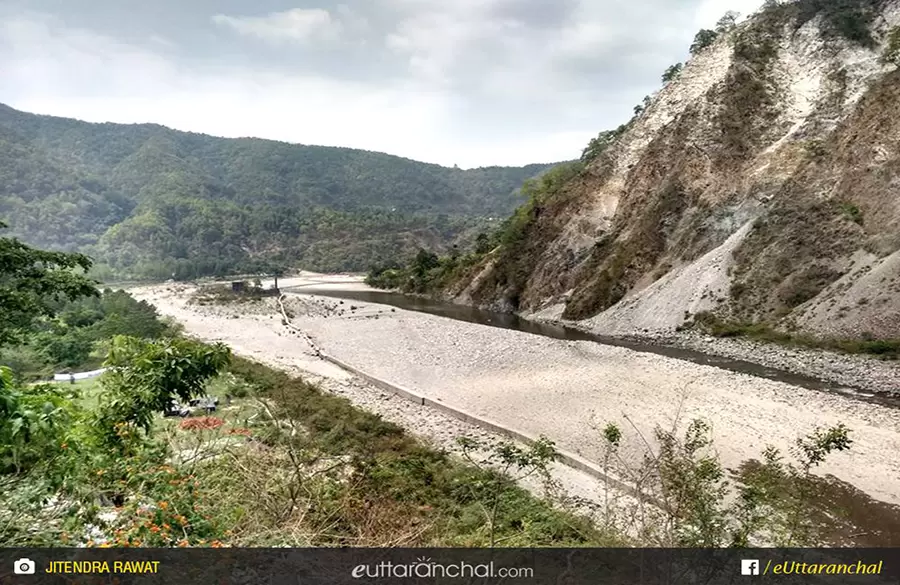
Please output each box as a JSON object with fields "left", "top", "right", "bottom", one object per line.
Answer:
{"left": 0, "top": 103, "right": 557, "bottom": 279}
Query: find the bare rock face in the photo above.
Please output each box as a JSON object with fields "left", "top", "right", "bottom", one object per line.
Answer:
{"left": 453, "top": 0, "right": 900, "bottom": 339}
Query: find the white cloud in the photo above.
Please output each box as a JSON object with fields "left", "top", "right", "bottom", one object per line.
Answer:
{"left": 0, "top": 13, "right": 514, "bottom": 166}
{"left": 212, "top": 8, "right": 343, "bottom": 44}
{"left": 0, "top": 1, "right": 766, "bottom": 168}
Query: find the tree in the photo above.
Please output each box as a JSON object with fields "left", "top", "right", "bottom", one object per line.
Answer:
{"left": 0, "top": 221, "right": 98, "bottom": 347}
{"left": 94, "top": 336, "right": 231, "bottom": 448}
{"left": 412, "top": 249, "right": 440, "bottom": 277}
{"left": 0, "top": 365, "right": 79, "bottom": 473}
{"left": 258, "top": 260, "right": 287, "bottom": 290}
{"left": 474, "top": 233, "right": 492, "bottom": 255}
{"left": 581, "top": 130, "right": 620, "bottom": 163}
{"left": 715, "top": 11, "right": 740, "bottom": 33}
{"left": 662, "top": 63, "right": 684, "bottom": 83}
{"left": 690, "top": 29, "right": 719, "bottom": 54}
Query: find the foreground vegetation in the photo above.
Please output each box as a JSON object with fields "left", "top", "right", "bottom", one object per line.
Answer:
{"left": 2, "top": 346, "right": 866, "bottom": 547}
{"left": 2, "top": 344, "right": 616, "bottom": 547}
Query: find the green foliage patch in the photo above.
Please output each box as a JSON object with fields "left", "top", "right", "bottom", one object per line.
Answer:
{"left": 368, "top": 161, "right": 585, "bottom": 301}
{"left": 0, "top": 104, "right": 554, "bottom": 280}
{"left": 687, "top": 311, "right": 900, "bottom": 359}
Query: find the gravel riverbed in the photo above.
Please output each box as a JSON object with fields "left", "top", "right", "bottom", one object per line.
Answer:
{"left": 130, "top": 281, "right": 626, "bottom": 521}
{"left": 281, "top": 294, "right": 900, "bottom": 507}
{"left": 132, "top": 279, "right": 900, "bottom": 509}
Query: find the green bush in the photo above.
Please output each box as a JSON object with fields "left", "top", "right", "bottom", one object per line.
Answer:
{"left": 690, "top": 29, "right": 719, "bottom": 54}
{"left": 661, "top": 63, "right": 683, "bottom": 83}
{"left": 0, "top": 366, "right": 80, "bottom": 474}
{"left": 581, "top": 126, "right": 628, "bottom": 163}
{"left": 688, "top": 312, "right": 900, "bottom": 359}
{"left": 93, "top": 336, "right": 231, "bottom": 450}
{"left": 599, "top": 417, "right": 855, "bottom": 546}
{"left": 839, "top": 202, "right": 863, "bottom": 225}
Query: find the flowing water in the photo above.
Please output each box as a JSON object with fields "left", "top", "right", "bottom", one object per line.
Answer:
{"left": 284, "top": 286, "right": 900, "bottom": 409}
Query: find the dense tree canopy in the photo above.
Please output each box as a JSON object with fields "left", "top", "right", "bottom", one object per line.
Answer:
{"left": 0, "top": 104, "right": 556, "bottom": 280}
{"left": 0, "top": 221, "right": 97, "bottom": 346}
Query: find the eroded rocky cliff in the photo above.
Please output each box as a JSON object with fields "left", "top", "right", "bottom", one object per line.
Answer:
{"left": 450, "top": 0, "right": 900, "bottom": 340}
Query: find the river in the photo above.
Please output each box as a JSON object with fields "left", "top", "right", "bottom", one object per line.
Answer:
{"left": 283, "top": 285, "right": 900, "bottom": 409}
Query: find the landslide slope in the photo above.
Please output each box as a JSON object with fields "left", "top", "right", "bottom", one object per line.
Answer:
{"left": 451, "top": 0, "right": 900, "bottom": 340}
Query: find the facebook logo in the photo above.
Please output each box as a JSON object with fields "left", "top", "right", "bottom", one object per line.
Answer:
{"left": 741, "top": 560, "right": 760, "bottom": 575}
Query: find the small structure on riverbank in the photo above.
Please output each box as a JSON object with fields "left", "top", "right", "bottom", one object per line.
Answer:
{"left": 229, "top": 280, "right": 279, "bottom": 297}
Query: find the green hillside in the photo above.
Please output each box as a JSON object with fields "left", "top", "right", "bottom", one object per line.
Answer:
{"left": 0, "top": 104, "right": 555, "bottom": 280}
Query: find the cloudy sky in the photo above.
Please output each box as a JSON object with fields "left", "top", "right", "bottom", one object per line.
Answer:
{"left": 0, "top": 0, "right": 763, "bottom": 168}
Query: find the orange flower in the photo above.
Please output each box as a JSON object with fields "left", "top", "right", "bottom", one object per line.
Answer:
{"left": 177, "top": 539, "right": 189, "bottom": 548}
{"left": 149, "top": 526, "right": 160, "bottom": 534}
{"left": 162, "top": 523, "right": 171, "bottom": 531}
{"left": 210, "top": 541, "right": 224, "bottom": 548}
{"left": 158, "top": 501, "right": 168, "bottom": 510}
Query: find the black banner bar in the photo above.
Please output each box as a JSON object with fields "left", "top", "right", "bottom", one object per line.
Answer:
{"left": 1, "top": 548, "right": 898, "bottom": 585}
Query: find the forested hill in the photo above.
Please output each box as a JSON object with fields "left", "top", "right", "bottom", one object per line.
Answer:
{"left": 0, "top": 103, "right": 556, "bottom": 280}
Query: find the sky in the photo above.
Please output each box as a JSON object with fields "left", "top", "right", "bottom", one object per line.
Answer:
{"left": 0, "top": 0, "right": 765, "bottom": 168}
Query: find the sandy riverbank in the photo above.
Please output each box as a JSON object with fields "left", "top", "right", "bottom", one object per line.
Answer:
{"left": 132, "top": 275, "right": 900, "bottom": 508}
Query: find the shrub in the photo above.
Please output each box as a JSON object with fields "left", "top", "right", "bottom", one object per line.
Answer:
{"left": 662, "top": 63, "right": 683, "bottom": 83}
{"left": 93, "top": 336, "right": 230, "bottom": 450}
{"left": 690, "top": 29, "right": 719, "bottom": 54}
{"left": 839, "top": 202, "right": 863, "bottom": 225}
{"left": 596, "top": 417, "right": 855, "bottom": 546}
{"left": 0, "top": 366, "right": 80, "bottom": 474}
{"left": 581, "top": 127, "right": 627, "bottom": 163}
